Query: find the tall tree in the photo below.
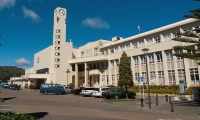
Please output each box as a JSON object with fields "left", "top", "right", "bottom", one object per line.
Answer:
{"left": 118, "top": 51, "right": 133, "bottom": 99}
{"left": 172, "top": 0, "right": 200, "bottom": 65}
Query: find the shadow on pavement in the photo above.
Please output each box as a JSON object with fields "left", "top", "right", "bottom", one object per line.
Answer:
{"left": 26, "top": 112, "right": 48, "bottom": 119}
{"left": 174, "top": 101, "right": 200, "bottom": 107}
{"left": 2, "top": 97, "right": 16, "bottom": 101}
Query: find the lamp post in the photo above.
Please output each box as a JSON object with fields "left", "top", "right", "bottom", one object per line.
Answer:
{"left": 86, "top": 66, "right": 91, "bottom": 87}
{"left": 66, "top": 69, "right": 70, "bottom": 86}
{"left": 142, "top": 48, "right": 151, "bottom": 109}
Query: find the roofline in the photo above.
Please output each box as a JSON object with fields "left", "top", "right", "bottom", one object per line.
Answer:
{"left": 102, "top": 18, "right": 199, "bottom": 48}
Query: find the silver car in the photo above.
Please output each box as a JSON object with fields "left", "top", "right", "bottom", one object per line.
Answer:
{"left": 64, "top": 86, "right": 73, "bottom": 94}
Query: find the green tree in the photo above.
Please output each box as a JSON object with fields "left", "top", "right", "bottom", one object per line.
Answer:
{"left": 172, "top": 0, "right": 200, "bottom": 65}
{"left": 118, "top": 51, "right": 133, "bottom": 99}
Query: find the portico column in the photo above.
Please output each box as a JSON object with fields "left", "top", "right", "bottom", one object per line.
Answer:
{"left": 75, "top": 64, "right": 78, "bottom": 88}
{"left": 84, "top": 63, "right": 88, "bottom": 87}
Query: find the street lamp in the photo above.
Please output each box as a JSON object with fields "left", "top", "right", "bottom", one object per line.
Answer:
{"left": 66, "top": 69, "right": 70, "bottom": 86}
{"left": 142, "top": 48, "right": 151, "bottom": 109}
{"left": 86, "top": 66, "right": 91, "bottom": 87}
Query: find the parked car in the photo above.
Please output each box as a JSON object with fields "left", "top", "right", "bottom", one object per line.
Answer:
{"left": 9, "top": 84, "right": 20, "bottom": 90}
{"left": 4, "top": 83, "right": 9, "bottom": 89}
{"left": 102, "top": 88, "right": 136, "bottom": 99}
{"left": 74, "top": 87, "right": 85, "bottom": 95}
{"left": 92, "top": 87, "right": 110, "bottom": 98}
{"left": 40, "top": 83, "right": 65, "bottom": 95}
{"left": 80, "top": 87, "right": 95, "bottom": 96}
{"left": 64, "top": 86, "right": 73, "bottom": 94}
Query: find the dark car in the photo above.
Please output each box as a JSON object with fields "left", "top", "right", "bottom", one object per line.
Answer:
{"left": 9, "top": 84, "right": 20, "bottom": 90}
{"left": 74, "top": 87, "right": 85, "bottom": 95}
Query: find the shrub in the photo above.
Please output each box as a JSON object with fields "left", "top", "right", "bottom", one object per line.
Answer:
{"left": 67, "top": 83, "right": 73, "bottom": 88}
{"left": 0, "top": 112, "right": 38, "bottom": 120}
{"left": 107, "top": 85, "right": 116, "bottom": 88}
{"left": 29, "top": 84, "right": 36, "bottom": 89}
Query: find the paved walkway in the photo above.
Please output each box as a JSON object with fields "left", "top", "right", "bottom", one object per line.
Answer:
{"left": 108, "top": 95, "right": 200, "bottom": 120}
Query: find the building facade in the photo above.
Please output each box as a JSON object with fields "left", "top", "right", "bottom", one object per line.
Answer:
{"left": 11, "top": 7, "right": 200, "bottom": 88}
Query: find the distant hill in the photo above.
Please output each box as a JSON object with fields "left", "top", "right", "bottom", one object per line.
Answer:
{"left": 0, "top": 66, "right": 25, "bottom": 82}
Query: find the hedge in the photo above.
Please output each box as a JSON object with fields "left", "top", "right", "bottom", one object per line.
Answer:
{"left": 0, "top": 112, "right": 38, "bottom": 120}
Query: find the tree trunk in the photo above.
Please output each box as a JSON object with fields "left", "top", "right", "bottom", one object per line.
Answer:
{"left": 126, "top": 86, "right": 128, "bottom": 99}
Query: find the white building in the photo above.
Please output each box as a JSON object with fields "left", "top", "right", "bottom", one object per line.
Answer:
{"left": 10, "top": 7, "right": 200, "bottom": 89}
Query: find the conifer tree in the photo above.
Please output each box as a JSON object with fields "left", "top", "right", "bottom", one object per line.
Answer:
{"left": 172, "top": 0, "right": 200, "bottom": 65}
{"left": 118, "top": 51, "right": 133, "bottom": 99}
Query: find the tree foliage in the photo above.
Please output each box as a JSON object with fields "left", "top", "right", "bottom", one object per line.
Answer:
{"left": 118, "top": 51, "right": 133, "bottom": 99}
{"left": 0, "top": 66, "right": 24, "bottom": 83}
{"left": 172, "top": 0, "right": 200, "bottom": 65}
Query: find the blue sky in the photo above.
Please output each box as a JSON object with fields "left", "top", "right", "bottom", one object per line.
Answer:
{"left": 0, "top": 0, "right": 199, "bottom": 69}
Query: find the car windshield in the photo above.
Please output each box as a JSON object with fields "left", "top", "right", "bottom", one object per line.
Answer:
{"left": 94, "top": 88, "right": 99, "bottom": 91}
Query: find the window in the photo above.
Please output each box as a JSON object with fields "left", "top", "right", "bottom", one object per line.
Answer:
{"left": 147, "top": 39, "right": 153, "bottom": 45}
{"left": 94, "top": 47, "right": 99, "bottom": 56}
{"left": 56, "top": 29, "right": 61, "bottom": 33}
{"left": 55, "top": 41, "right": 61, "bottom": 45}
{"left": 81, "top": 51, "right": 85, "bottom": 58}
{"left": 175, "top": 49, "right": 183, "bottom": 60}
{"left": 142, "top": 72, "right": 147, "bottom": 84}
{"left": 165, "top": 50, "right": 173, "bottom": 61}
{"left": 190, "top": 68, "right": 199, "bottom": 84}
{"left": 121, "top": 45, "right": 125, "bottom": 51}
{"left": 55, "top": 46, "right": 60, "bottom": 50}
{"left": 55, "top": 52, "right": 60, "bottom": 56}
{"left": 133, "top": 43, "right": 138, "bottom": 48}
{"left": 178, "top": 69, "right": 185, "bottom": 81}
{"left": 139, "top": 41, "right": 144, "bottom": 47}
{"left": 55, "top": 59, "right": 60, "bottom": 62}
{"left": 156, "top": 37, "right": 160, "bottom": 43}
{"left": 115, "top": 47, "right": 118, "bottom": 53}
{"left": 54, "top": 64, "right": 60, "bottom": 68}
{"left": 116, "top": 74, "right": 119, "bottom": 80}
{"left": 93, "top": 63, "right": 96, "bottom": 69}
{"left": 158, "top": 71, "right": 164, "bottom": 85}
{"left": 102, "top": 62, "right": 105, "bottom": 69}
{"left": 141, "top": 55, "right": 146, "bottom": 64}
{"left": 150, "top": 71, "right": 156, "bottom": 84}
{"left": 135, "top": 73, "right": 140, "bottom": 84}
{"left": 112, "top": 74, "right": 115, "bottom": 84}
{"left": 110, "top": 48, "right": 114, "bottom": 54}
{"left": 107, "top": 75, "right": 109, "bottom": 85}
{"left": 134, "top": 56, "right": 139, "bottom": 65}
{"left": 195, "top": 26, "right": 200, "bottom": 33}
{"left": 55, "top": 35, "right": 61, "bottom": 39}
{"left": 104, "top": 50, "right": 108, "bottom": 55}
{"left": 126, "top": 44, "right": 130, "bottom": 50}
{"left": 115, "top": 59, "right": 119, "bottom": 67}
{"left": 156, "top": 52, "right": 163, "bottom": 62}
{"left": 111, "top": 60, "right": 114, "bottom": 68}
{"left": 163, "top": 34, "right": 171, "bottom": 41}
{"left": 168, "top": 70, "right": 175, "bottom": 84}
{"left": 97, "top": 63, "right": 99, "bottom": 69}
{"left": 148, "top": 54, "right": 154, "bottom": 63}
{"left": 172, "top": 32, "right": 181, "bottom": 39}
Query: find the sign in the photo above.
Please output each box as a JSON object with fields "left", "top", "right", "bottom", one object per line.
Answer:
{"left": 179, "top": 80, "right": 185, "bottom": 94}
{"left": 139, "top": 76, "right": 144, "bottom": 83}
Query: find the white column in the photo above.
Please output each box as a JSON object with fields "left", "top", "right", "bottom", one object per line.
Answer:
{"left": 75, "top": 64, "right": 78, "bottom": 88}
{"left": 184, "top": 58, "right": 190, "bottom": 87}
{"left": 162, "top": 50, "right": 168, "bottom": 85}
{"left": 172, "top": 50, "right": 179, "bottom": 85}
{"left": 84, "top": 63, "right": 88, "bottom": 87}
{"left": 154, "top": 53, "right": 159, "bottom": 85}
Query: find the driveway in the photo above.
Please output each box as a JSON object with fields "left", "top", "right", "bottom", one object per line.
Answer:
{"left": 0, "top": 88, "right": 199, "bottom": 120}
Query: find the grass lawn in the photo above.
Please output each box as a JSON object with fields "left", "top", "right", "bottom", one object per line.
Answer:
{"left": 0, "top": 98, "right": 3, "bottom": 102}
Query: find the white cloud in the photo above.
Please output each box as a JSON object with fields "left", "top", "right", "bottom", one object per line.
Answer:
{"left": 15, "top": 58, "right": 31, "bottom": 66}
{"left": 0, "top": 0, "right": 16, "bottom": 10}
{"left": 22, "top": 6, "right": 41, "bottom": 23}
{"left": 82, "top": 17, "right": 109, "bottom": 29}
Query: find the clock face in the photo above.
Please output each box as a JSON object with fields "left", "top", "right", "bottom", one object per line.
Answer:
{"left": 59, "top": 9, "right": 65, "bottom": 16}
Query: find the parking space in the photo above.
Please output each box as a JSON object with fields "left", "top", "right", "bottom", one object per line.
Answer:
{"left": 0, "top": 88, "right": 199, "bottom": 120}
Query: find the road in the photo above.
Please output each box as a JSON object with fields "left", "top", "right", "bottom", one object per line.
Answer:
{"left": 0, "top": 88, "right": 198, "bottom": 120}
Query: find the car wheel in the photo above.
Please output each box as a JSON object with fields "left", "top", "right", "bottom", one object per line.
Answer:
{"left": 44, "top": 91, "right": 48, "bottom": 94}
{"left": 115, "top": 95, "right": 119, "bottom": 99}
{"left": 57, "top": 91, "right": 61, "bottom": 95}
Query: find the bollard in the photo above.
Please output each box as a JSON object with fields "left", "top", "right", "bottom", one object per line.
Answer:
{"left": 170, "top": 101, "right": 174, "bottom": 112}
{"left": 165, "top": 95, "right": 168, "bottom": 102}
{"left": 156, "top": 94, "right": 158, "bottom": 106}
{"left": 140, "top": 98, "right": 144, "bottom": 107}
{"left": 169, "top": 96, "right": 171, "bottom": 104}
